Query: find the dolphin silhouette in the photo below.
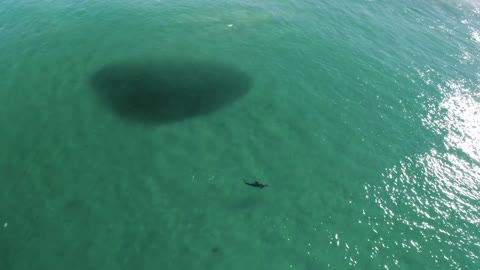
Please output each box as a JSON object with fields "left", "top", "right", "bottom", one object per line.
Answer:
{"left": 244, "top": 180, "right": 268, "bottom": 189}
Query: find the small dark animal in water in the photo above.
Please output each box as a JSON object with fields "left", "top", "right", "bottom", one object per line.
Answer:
{"left": 244, "top": 180, "right": 268, "bottom": 189}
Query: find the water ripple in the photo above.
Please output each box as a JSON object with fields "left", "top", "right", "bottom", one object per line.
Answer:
{"left": 364, "top": 64, "right": 480, "bottom": 268}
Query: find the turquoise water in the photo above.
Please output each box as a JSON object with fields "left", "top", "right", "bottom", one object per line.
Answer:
{"left": 0, "top": 0, "right": 479, "bottom": 269}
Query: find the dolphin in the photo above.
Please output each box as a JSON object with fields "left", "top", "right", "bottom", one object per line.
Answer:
{"left": 244, "top": 180, "right": 268, "bottom": 189}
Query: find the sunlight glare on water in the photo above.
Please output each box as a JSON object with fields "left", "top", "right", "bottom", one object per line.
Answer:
{"left": 365, "top": 67, "right": 480, "bottom": 268}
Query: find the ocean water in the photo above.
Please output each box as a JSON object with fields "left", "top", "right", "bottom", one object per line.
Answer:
{"left": 0, "top": 0, "right": 479, "bottom": 269}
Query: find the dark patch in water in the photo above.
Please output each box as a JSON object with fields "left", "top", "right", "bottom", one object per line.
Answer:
{"left": 211, "top": 246, "right": 220, "bottom": 254}
{"left": 89, "top": 59, "right": 252, "bottom": 124}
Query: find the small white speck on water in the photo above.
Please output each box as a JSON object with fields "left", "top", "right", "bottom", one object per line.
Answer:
{"left": 4, "top": 223, "right": 7, "bottom": 228}
{"left": 227, "top": 24, "right": 233, "bottom": 27}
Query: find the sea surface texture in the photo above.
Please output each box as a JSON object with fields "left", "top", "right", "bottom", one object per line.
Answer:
{"left": 0, "top": 0, "right": 479, "bottom": 269}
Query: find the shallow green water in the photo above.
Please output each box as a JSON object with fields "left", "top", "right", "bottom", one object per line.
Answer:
{"left": 0, "top": 0, "right": 479, "bottom": 269}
